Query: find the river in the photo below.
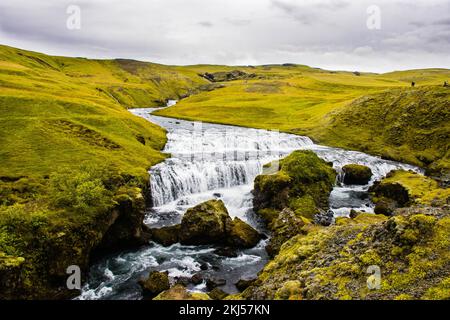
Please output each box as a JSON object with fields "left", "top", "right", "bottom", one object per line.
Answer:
{"left": 77, "top": 101, "right": 421, "bottom": 300}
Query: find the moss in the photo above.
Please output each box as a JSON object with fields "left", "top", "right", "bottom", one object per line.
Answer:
{"left": 395, "top": 294, "right": 414, "bottom": 300}
{"left": 253, "top": 150, "right": 336, "bottom": 220}
{"left": 274, "top": 280, "right": 303, "bottom": 300}
{"left": 289, "top": 195, "right": 318, "bottom": 220}
{"left": 139, "top": 271, "right": 170, "bottom": 296}
{"left": 422, "top": 277, "right": 450, "bottom": 300}
{"left": 228, "top": 217, "right": 261, "bottom": 248}
{"left": 239, "top": 207, "right": 450, "bottom": 300}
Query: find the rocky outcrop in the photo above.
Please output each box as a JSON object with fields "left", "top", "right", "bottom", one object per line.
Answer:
{"left": 342, "top": 164, "right": 373, "bottom": 185}
{"left": 139, "top": 271, "right": 170, "bottom": 297}
{"left": 369, "top": 170, "right": 412, "bottom": 216}
{"left": 253, "top": 150, "right": 336, "bottom": 221}
{"left": 265, "top": 208, "right": 308, "bottom": 257}
{"left": 150, "top": 200, "right": 262, "bottom": 248}
{"left": 239, "top": 206, "right": 450, "bottom": 300}
{"left": 252, "top": 150, "right": 336, "bottom": 255}
{"left": 201, "top": 70, "right": 256, "bottom": 82}
{"left": 0, "top": 186, "right": 152, "bottom": 300}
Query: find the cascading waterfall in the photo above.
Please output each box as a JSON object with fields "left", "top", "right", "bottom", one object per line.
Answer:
{"left": 78, "top": 103, "right": 423, "bottom": 300}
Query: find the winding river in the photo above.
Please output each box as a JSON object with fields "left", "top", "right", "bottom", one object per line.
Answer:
{"left": 78, "top": 101, "right": 421, "bottom": 300}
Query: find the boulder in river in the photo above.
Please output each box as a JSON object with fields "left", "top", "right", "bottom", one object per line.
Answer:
{"left": 342, "top": 164, "right": 373, "bottom": 185}
{"left": 179, "top": 200, "right": 233, "bottom": 245}
{"left": 150, "top": 200, "right": 262, "bottom": 248}
{"left": 227, "top": 217, "right": 262, "bottom": 248}
{"left": 150, "top": 224, "right": 180, "bottom": 246}
{"left": 139, "top": 271, "right": 170, "bottom": 297}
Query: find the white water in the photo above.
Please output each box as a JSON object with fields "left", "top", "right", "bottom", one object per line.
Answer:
{"left": 78, "top": 101, "right": 421, "bottom": 300}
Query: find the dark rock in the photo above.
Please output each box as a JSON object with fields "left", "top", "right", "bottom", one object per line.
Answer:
{"left": 214, "top": 247, "right": 238, "bottom": 257}
{"left": 200, "top": 263, "right": 209, "bottom": 271}
{"left": 369, "top": 181, "right": 410, "bottom": 207}
{"left": 349, "top": 209, "right": 360, "bottom": 219}
{"left": 150, "top": 225, "right": 180, "bottom": 246}
{"left": 139, "top": 271, "right": 170, "bottom": 297}
{"left": 235, "top": 278, "right": 256, "bottom": 292}
{"left": 374, "top": 199, "right": 398, "bottom": 216}
{"left": 206, "top": 278, "right": 226, "bottom": 290}
{"left": 228, "top": 217, "right": 261, "bottom": 248}
{"left": 314, "top": 209, "right": 334, "bottom": 226}
{"left": 201, "top": 70, "right": 256, "bottom": 82}
{"left": 342, "top": 164, "right": 373, "bottom": 185}
{"left": 150, "top": 199, "right": 261, "bottom": 248}
{"left": 190, "top": 273, "right": 204, "bottom": 285}
{"left": 136, "top": 134, "right": 146, "bottom": 145}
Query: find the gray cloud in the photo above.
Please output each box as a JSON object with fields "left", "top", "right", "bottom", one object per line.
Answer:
{"left": 0, "top": 0, "right": 448, "bottom": 72}
{"left": 198, "top": 21, "right": 213, "bottom": 28}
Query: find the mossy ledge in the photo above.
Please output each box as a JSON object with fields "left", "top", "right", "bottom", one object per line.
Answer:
{"left": 238, "top": 206, "right": 450, "bottom": 300}
{"left": 0, "top": 172, "right": 155, "bottom": 299}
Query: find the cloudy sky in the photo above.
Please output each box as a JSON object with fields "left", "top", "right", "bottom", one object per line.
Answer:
{"left": 0, "top": 0, "right": 449, "bottom": 72}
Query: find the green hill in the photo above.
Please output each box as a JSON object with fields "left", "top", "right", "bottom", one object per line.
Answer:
{"left": 155, "top": 65, "right": 450, "bottom": 174}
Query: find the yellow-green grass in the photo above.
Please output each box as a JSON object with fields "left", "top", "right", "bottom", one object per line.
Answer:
{"left": 0, "top": 44, "right": 210, "bottom": 181}
{"left": 155, "top": 66, "right": 450, "bottom": 172}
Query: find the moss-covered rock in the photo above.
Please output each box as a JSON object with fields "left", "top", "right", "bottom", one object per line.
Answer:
{"left": 179, "top": 200, "right": 233, "bottom": 245}
{"left": 342, "top": 164, "right": 373, "bottom": 185}
{"left": 139, "top": 271, "right": 170, "bottom": 297}
{"left": 265, "top": 208, "right": 308, "bottom": 257}
{"left": 370, "top": 170, "right": 450, "bottom": 216}
{"left": 150, "top": 225, "right": 180, "bottom": 246}
{"left": 150, "top": 200, "right": 261, "bottom": 248}
{"left": 153, "top": 284, "right": 211, "bottom": 300}
{"left": 228, "top": 218, "right": 261, "bottom": 248}
{"left": 253, "top": 150, "right": 336, "bottom": 223}
{"left": 239, "top": 206, "right": 450, "bottom": 300}
{"left": 252, "top": 150, "right": 336, "bottom": 255}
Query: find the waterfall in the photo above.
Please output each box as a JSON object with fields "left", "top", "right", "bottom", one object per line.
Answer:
{"left": 147, "top": 118, "right": 315, "bottom": 207}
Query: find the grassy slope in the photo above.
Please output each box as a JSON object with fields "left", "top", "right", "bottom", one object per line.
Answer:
{"left": 0, "top": 44, "right": 208, "bottom": 180}
{"left": 155, "top": 65, "right": 450, "bottom": 173}
{"left": 0, "top": 45, "right": 208, "bottom": 298}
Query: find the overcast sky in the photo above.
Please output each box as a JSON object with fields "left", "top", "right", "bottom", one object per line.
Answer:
{"left": 0, "top": 0, "right": 449, "bottom": 72}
